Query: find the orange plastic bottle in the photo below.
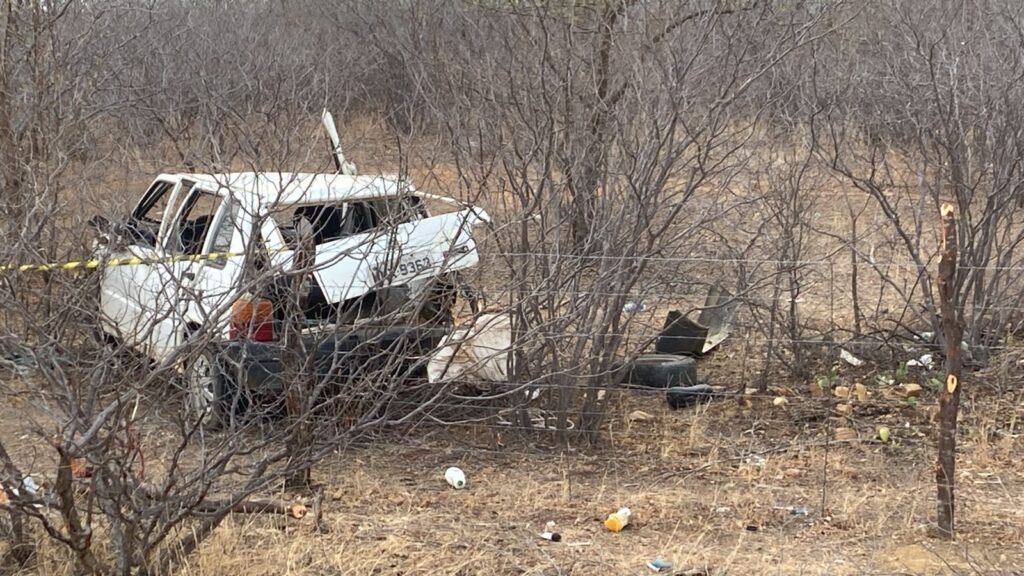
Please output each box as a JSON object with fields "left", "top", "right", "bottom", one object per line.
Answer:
{"left": 604, "top": 507, "right": 632, "bottom": 532}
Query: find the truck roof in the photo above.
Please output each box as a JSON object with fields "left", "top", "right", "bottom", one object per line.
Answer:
{"left": 170, "top": 172, "right": 409, "bottom": 210}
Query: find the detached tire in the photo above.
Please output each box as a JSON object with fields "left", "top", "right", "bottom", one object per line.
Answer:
{"left": 624, "top": 354, "right": 698, "bottom": 389}
{"left": 185, "top": 347, "right": 248, "bottom": 431}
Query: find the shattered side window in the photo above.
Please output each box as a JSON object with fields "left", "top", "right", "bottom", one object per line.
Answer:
{"left": 208, "top": 201, "right": 237, "bottom": 255}
{"left": 270, "top": 197, "right": 421, "bottom": 248}
{"left": 169, "top": 191, "right": 225, "bottom": 256}
{"left": 270, "top": 204, "right": 344, "bottom": 248}
{"left": 136, "top": 181, "right": 175, "bottom": 224}
{"left": 346, "top": 197, "right": 425, "bottom": 235}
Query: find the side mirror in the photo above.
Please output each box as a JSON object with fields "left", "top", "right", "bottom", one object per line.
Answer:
{"left": 88, "top": 214, "right": 135, "bottom": 250}
{"left": 88, "top": 215, "right": 113, "bottom": 246}
{"left": 88, "top": 214, "right": 111, "bottom": 230}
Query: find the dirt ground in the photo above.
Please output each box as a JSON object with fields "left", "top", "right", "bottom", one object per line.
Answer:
{"left": 3, "top": 345, "right": 1022, "bottom": 575}
{"left": 159, "top": 388, "right": 1022, "bottom": 576}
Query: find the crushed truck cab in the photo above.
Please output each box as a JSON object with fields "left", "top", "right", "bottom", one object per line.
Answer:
{"left": 93, "top": 170, "right": 487, "bottom": 429}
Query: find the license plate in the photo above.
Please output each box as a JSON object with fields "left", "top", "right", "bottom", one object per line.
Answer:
{"left": 371, "top": 252, "right": 435, "bottom": 284}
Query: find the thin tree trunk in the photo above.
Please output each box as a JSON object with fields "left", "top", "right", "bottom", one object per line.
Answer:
{"left": 284, "top": 220, "right": 315, "bottom": 489}
{"left": 759, "top": 278, "right": 782, "bottom": 393}
{"left": 935, "top": 203, "right": 963, "bottom": 539}
{"left": 0, "top": 1, "right": 24, "bottom": 235}
{"left": 787, "top": 267, "right": 803, "bottom": 377}
{"left": 848, "top": 213, "right": 863, "bottom": 338}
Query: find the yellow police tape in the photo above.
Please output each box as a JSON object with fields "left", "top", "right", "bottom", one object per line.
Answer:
{"left": 0, "top": 251, "right": 245, "bottom": 273}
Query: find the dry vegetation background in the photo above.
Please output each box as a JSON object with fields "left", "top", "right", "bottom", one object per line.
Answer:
{"left": 1, "top": 0, "right": 1023, "bottom": 574}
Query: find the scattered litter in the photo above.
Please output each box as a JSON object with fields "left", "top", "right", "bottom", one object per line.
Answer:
{"left": 596, "top": 389, "right": 607, "bottom": 401}
{"left": 899, "top": 383, "right": 923, "bottom": 398}
{"left": 444, "top": 467, "right": 466, "bottom": 489}
{"left": 495, "top": 408, "right": 574, "bottom": 431}
{"left": 525, "top": 388, "right": 542, "bottom": 401}
{"left": 646, "top": 558, "right": 674, "bottom": 572}
{"left": 623, "top": 301, "right": 646, "bottom": 314}
{"left": 840, "top": 349, "right": 864, "bottom": 367}
{"left": 427, "top": 313, "right": 512, "bottom": 384}
{"left": 70, "top": 458, "right": 93, "bottom": 479}
{"left": 774, "top": 504, "right": 809, "bottom": 516}
{"left": 20, "top": 476, "right": 38, "bottom": 497}
{"left": 628, "top": 410, "right": 656, "bottom": 423}
{"left": 745, "top": 523, "right": 760, "bottom": 532}
{"left": 744, "top": 455, "right": 767, "bottom": 467}
{"left": 772, "top": 396, "right": 788, "bottom": 407}
{"left": 853, "top": 383, "right": 869, "bottom": 402}
{"left": 907, "top": 354, "right": 934, "bottom": 369}
{"left": 834, "top": 427, "right": 858, "bottom": 441}
{"left": 876, "top": 375, "right": 895, "bottom": 386}
{"left": 715, "top": 506, "right": 732, "bottom": 514}
{"left": 666, "top": 384, "right": 720, "bottom": 410}
{"left": 540, "top": 520, "right": 562, "bottom": 542}
{"left": 2, "top": 476, "right": 42, "bottom": 508}
{"left": 697, "top": 285, "right": 739, "bottom": 353}
{"left": 653, "top": 285, "right": 738, "bottom": 355}
{"left": 656, "top": 312, "right": 708, "bottom": 356}
{"left": 0, "top": 336, "right": 38, "bottom": 376}
{"left": 604, "top": 507, "right": 632, "bottom": 532}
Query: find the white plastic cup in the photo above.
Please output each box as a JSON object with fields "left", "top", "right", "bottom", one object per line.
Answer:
{"left": 444, "top": 466, "right": 466, "bottom": 489}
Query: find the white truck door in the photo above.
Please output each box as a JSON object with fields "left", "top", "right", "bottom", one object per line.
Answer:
{"left": 179, "top": 190, "right": 246, "bottom": 340}
{"left": 155, "top": 187, "right": 242, "bottom": 358}
{"left": 100, "top": 177, "right": 192, "bottom": 356}
{"left": 141, "top": 179, "right": 204, "bottom": 361}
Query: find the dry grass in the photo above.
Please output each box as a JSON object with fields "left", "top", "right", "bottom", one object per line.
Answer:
{"left": 11, "top": 379, "right": 1014, "bottom": 575}
{"left": 2, "top": 329, "right": 1022, "bottom": 575}
{"left": 155, "top": 385, "right": 1022, "bottom": 576}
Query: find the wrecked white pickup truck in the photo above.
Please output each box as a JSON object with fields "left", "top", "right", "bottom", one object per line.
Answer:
{"left": 92, "top": 112, "right": 488, "bottom": 428}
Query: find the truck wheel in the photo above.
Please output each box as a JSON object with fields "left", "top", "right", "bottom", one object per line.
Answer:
{"left": 624, "top": 354, "right": 698, "bottom": 389}
{"left": 185, "top": 348, "right": 248, "bottom": 431}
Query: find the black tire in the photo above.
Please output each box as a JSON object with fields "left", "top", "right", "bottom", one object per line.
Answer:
{"left": 624, "top": 354, "right": 698, "bottom": 389}
{"left": 185, "top": 347, "right": 249, "bottom": 431}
